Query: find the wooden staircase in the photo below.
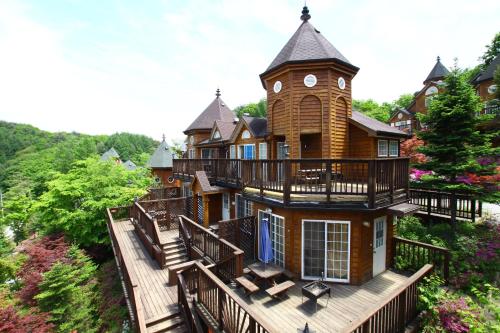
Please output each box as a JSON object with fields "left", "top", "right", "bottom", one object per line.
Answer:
{"left": 145, "top": 311, "right": 187, "bottom": 333}
{"left": 163, "top": 237, "right": 189, "bottom": 267}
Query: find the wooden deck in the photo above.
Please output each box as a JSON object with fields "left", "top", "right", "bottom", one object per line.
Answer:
{"left": 113, "top": 219, "right": 178, "bottom": 321}
{"left": 230, "top": 270, "right": 410, "bottom": 333}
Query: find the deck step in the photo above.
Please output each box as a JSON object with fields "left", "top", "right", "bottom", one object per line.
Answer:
{"left": 164, "top": 243, "right": 186, "bottom": 252}
{"left": 165, "top": 256, "right": 189, "bottom": 267}
{"left": 146, "top": 315, "right": 184, "bottom": 333}
{"left": 145, "top": 312, "right": 178, "bottom": 327}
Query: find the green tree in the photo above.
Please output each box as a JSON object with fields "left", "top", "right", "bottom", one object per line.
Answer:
{"left": 352, "top": 99, "right": 393, "bottom": 122}
{"left": 170, "top": 140, "right": 185, "bottom": 158}
{"left": 34, "top": 157, "right": 152, "bottom": 248}
{"left": 0, "top": 179, "right": 34, "bottom": 243}
{"left": 35, "top": 246, "right": 99, "bottom": 333}
{"left": 480, "top": 32, "right": 500, "bottom": 68}
{"left": 394, "top": 93, "right": 414, "bottom": 109}
{"left": 417, "top": 65, "right": 492, "bottom": 207}
{"left": 234, "top": 98, "right": 267, "bottom": 118}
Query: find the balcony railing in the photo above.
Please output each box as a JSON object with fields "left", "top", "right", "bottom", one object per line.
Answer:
{"left": 173, "top": 158, "right": 410, "bottom": 209}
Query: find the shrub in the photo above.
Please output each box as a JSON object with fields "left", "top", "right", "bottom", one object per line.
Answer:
{"left": 0, "top": 306, "right": 54, "bottom": 333}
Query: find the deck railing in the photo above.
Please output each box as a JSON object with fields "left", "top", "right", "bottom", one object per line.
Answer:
{"left": 139, "top": 196, "right": 188, "bottom": 230}
{"left": 173, "top": 158, "right": 410, "bottom": 208}
{"left": 178, "top": 262, "right": 277, "bottom": 333}
{"left": 177, "top": 267, "right": 204, "bottom": 333}
{"left": 107, "top": 207, "right": 148, "bottom": 333}
{"left": 130, "top": 201, "right": 166, "bottom": 268}
{"left": 139, "top": 186, "right": 180, "bottom": 201}
{"left": 393, "top": 236, "right": 450, "bottom": 283}
{"left": 409, "top": 189, "right": 482, "bottom": 221}
{"left": 345, "top": 264, "right": 434, "bottom": 333}
{"left": 218, "top": 216, "right": 257, "bottom": 264}
{"left": 178, "top": 215, "right": 244, "bottom": 281}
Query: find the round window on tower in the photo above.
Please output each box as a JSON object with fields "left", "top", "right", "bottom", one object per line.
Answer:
{"left": 487, "top": 84, "right": 497, "bottom": 95}
{"left": 168, "top": 176, "right": 175, "bottom": 183}
{"left": 303, "top": 74, "right": 317, "bottom": 88}
{"left": 273, "top": 81, "right": 282, "bottom": 93}
{"left": 338, "top": 77, "right": 346, "bottom": 90}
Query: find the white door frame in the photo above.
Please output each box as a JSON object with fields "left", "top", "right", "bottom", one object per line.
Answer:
{"left": 222, "top": 192, "right": 230, "bottom": 220}
{"left": 301, "top": 219, "right": 351, "bottom": 283}
{"left": 372, "top": 216, "right": 387, "bottom": 276}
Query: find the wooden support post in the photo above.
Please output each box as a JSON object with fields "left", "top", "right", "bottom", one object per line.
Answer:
{"left": 259, "top": 160, "right": 264, "bottom": 199}
{"left": 368, "top": 160, "right": 376, "bottom": 209}
{"left": 218, "top": 287, "right": 224, "bottom": 330}
{"left": 389, "top": 159, "right": 395, "bottom": 203}
{"left": 283, "top": 160, "right": 291, "bottom": 205}
{"left": 471, "top": 199, "right": 476, "bottom": 222}
{"left": 325, "top": 161, "right": 332, "bottom": 202}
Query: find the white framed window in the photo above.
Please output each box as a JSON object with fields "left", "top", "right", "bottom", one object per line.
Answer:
{"left": 229, "top": 145, "right": 236, "bottom": 159}
{"left": 239, "top": 144, "right": 255, "bottom": 160}
{"left": 188, "top": 148, "right": 195, "bottom": 159}
{"left": 378, "top": 140, "right": 388, "bottom": 157}
{"left": 213, "top": 130, "right": 221, "bottom": 139}
{"left": 258, "top": 143, "right": 267, "bottom": 160}
{"left": 389, "top": 140, "right": 399, "bottom": 157}
{"left": 201, "top": 148, "right": 212, "bottom": 159}
{"left": 241, "top": 130, "right": 251, "bottom": 139}
{"left": 302, "top": 220, "right": 350, "bottom": 282}
{"left": 425, "top": 86, "right": 438, "bottom": 96}
{"left": 258, "top": 210, "right": 285, "bottom": 268}
{"left": 235, "top": 194, "right": 253, "bottom": 218}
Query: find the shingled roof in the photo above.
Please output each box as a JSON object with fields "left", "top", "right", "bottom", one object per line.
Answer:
{"left": 242, "top": 116, "right": 268, "bottom": 138}
{"left": 350, "top": 111, "right": 409, "bottom": 138}
{"left": 184, "top": 89, "right": 235, "bottom": 134}
{"left": 424, "top": 56, "right": 449, "bottom": 84}
{"left": 473, "top": 53, "right": 500, "bottom": 84}
{"left": 214, "top": 120, "right": 237, "bottom": 141}
{"left": 147, "top": 137, "right": 173, "bottom": 168}
{"left": 100, "top": 147, "right": 120, "bottom": 161}
{"left": 260, "top": 6, "right": 358, "bottom": 79}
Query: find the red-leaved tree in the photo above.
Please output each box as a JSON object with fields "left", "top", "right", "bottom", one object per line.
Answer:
{"left": 401, "top": 136, "right": 427, "bottom": 164}
{"left": 0, "top": 306, "right": 54, "bottom": 333}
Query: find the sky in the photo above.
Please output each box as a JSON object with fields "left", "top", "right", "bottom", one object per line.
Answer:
{"left": 0, "top": 0, "right": 498, "bottom": 142}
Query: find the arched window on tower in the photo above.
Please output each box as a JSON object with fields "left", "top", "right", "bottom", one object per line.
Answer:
{"left": 424, "top": 86, "right": 438, "bottom": 108}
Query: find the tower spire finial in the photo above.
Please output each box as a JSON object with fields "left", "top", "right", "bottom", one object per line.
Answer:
{"left": 301, "top": 5, "right": 311, "bottom": 21}
{"left": 215, "top": 88, "right": 221, "bottom": 98}
{"left": 162, "top": 133, "right": 166, "bottom": 142}
{"left": 437, "top": 56, "right": 441, "bottom": 62}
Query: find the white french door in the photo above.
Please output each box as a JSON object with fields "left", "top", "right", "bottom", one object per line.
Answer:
{"left": 302, "top": 220, "right": 350, "bottom": 282}
{"left": 372, "top": 216, "right": 387, "bottom": 276}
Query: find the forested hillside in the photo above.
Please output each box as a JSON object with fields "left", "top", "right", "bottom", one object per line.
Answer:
{"left": 0, "top": 121, "right": 158, "bottom": 332}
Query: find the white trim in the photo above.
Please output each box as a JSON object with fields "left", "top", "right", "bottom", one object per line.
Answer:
{"left": 301, "top": 219, "right": 351, "bottom": 283}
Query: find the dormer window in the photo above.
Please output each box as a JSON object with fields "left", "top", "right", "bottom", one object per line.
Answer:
{"left": 241, "top": 130, "right": 251, "bottom": 139}
{"left": 213, "top": 130, "right": 221, "bottom": 139}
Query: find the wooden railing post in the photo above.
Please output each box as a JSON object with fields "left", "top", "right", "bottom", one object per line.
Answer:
{"left": 368, "top": 160, "right": 376, "bottom": 208}
{"left": 471, "top": 199, "right": 476, "bottom": 222}
{"left": 283, "top": 160, "right": 291, "bottom": 205}
{"left": 218, "top": 286, "right": 224, "bottom": 330}
{"left": 389, "top": 159, "right": 395, "bottom": 203}
{"left": 325, "top": 161, "right": 332, "bottom": 202}
{"left": 398, "top": 288, "right": 408, "bottom": 332}
{"left": 444, "top": 251, "right": 450, "bottom": 285}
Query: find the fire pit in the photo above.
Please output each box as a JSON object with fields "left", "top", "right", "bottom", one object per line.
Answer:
{"left": 301, "top": 281, "right": 331, "bottom": 312}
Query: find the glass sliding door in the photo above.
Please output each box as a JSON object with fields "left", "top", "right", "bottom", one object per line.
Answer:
{"left": 302, "top": 220, "right": 350, "bottom": 282}
{"left": 303, "top": 221, "right": 325, "bottom": 278}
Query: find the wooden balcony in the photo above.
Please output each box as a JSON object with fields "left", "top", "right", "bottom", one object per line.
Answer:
{"left": 173, "top": 158, "right": 410, "bottom": 209}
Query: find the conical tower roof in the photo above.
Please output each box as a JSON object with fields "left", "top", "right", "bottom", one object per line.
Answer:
{"left": 147, "top": 136, "right": 173, "bottom": 168}
{"left": 261, "top": 6, "right": 358, "bottom": 78}
{"left": 424, "top": 56, "right": 449, "bottom": 84}
{"left": 184, "top": 89, "right": 235, "bottom": 133}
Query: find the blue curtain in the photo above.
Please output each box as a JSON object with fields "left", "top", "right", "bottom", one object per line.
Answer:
{"left": 259, "top": 217, "right": 273, "bottom": 264}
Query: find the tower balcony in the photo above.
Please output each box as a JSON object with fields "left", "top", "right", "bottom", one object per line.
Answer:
{"left": 173, "top": 158, "right": 410, "bottom": 209}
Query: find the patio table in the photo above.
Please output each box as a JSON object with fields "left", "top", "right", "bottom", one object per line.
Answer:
{"left": 247, "top": 262, "right": 284, "bottom": 286}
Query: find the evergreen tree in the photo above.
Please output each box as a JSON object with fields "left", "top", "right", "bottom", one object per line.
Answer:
{"left": 418, "top": 65, "right": 484, "bottom": 184}
{"left": 480, "top": 32, "right": 500, "bottom": 68}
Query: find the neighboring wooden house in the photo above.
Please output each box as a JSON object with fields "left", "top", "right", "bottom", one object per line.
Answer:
{"left": 472, "top": 53, "right": 499, "bottom": 115}
{"left": 174, "top": 6, "right": 413, "bottom": 286}
{"left": 147, "top": 136, "right": 178, "bottom": 187}
{"left": 195, "top": 119, "right": 237, "bottom": 159}
{"left": 100, "top": 147, "right": 121, "bottom": 163}
{"left": 184, "top": 89, "right": 235, "bottom": 159}
{"left": 388, "top": 56, "right": 450, "bottom": 133}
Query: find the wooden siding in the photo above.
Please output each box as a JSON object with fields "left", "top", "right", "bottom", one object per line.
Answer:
{"left": 348, "top": 124, "right": 376, "bottom": 158}
{"left": 186, "top": 130, "right": 211, "bottom": 158}
{"left": 151, "top": 168, "right": 179, "bottom": 188}
{"left": 250, "top": 202, "right": 394, "bottom": 285}
{"left": 263, "top": 62, "right": 356, "bottom": 160}
{"left": 477, "top": 78, "right": 495, "bottom": 102}
{"left": 231, "top": 123, "right": 266, "bottom": 159}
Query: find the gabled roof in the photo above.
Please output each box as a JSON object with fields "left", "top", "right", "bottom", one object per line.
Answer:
{"left": 229, "top": 116, "right": 268, "bottom": 143}
{"left": 123, "top": 160, "right": 137, "bottom": 171}
{"left": 100, "top": 147, "right": 120, "bottom": 161}
{"left": 388, "top": 108, "right": 413, "bottom": 122}
{"left": 184, "top": 89, "right": 235, "bottom": 134}
{"left": 424, "top": 56, "right": 449, "bottom": 84}
{"left": 350, "top": 111, "right": 409, "bottom": 138}
{"left": 192, "top": 171, "right": 221, "bottom": 193}
{"left": 147, "top": 137, "right": 173, "bottom": 168}
{"left": 260, "top": 6, "right": 358, "bottom": 79}
{"left": 473, "top": 53, "right": 500, "bottom": 84}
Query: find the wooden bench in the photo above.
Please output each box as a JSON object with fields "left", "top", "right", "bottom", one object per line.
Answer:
{"left": 266, "top": 280, "right": 295, "bottom": 299}
{"left": 235, "top": 276, "right": 260, "bottom": 296}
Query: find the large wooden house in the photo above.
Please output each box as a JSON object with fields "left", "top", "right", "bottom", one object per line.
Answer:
{"left": 472, "top": 53, "right": 499, "bottom": 115}
{"left": 174, "top": 6, "right": 411, "bottom": 286}
{"left": 107, "top": 6, "right": 455, "bottom": 333}
{"left": 388, "top": 57, "right": 449, "bottom": 134}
